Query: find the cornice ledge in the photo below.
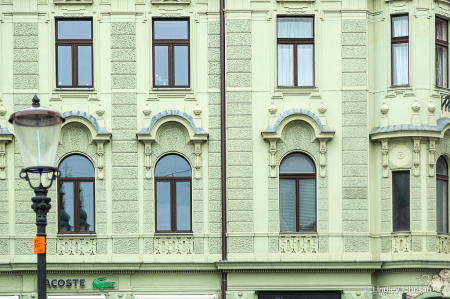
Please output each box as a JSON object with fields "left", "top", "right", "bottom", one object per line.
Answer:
{"left": 63, "top": 110, "right": 111, "bottom": 136}
{"left": 380, "top": 261, "right": 450, "bottom": 269}
{"left": 54, "top": 0, "right": 93, "bottom": 4}
{"left": 370, "top": 117, "right": 450, "bottom": 140}
{"left": 215, "top": 261, "right": 383, "bottom": 271}
{"left": 0, "top": 126, "right": 13, "bottom": 139}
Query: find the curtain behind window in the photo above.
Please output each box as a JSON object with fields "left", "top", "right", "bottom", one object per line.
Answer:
{"left": 299, "top": 179, "right": 315, "bottom": 231}
{"left": 392, "top": 43, "right": 408, "bottom": 85}
{"left": 280, "top": 179, "right": 296, "bottom": 231}
{"left": 278, "top": 45, "right": 293, "bottom": 86}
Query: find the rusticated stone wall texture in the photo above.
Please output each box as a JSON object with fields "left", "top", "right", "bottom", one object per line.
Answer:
{"left": 111, "top": 93, "right": 138, "bottom": 237}
{"left": 342, "top": 20, "right": 369, "bottom": 246}
{"left": 208, "top": 21, "right": 222, "bottom": 254}
{"left": 14, "top": 23, "right": 38, "bottom": 90}
{"left": 111, "top": 22, "right": 136, "bottom": 89}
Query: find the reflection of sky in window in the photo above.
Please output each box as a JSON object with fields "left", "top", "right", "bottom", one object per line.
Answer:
{"left": 60, "top": 155, "right": 94, "bottom": 177}
{"left": 176, "top": 181, "right": 190, "bottom": 230}
{"left": 157, "top": 181, "right": 171, "bottom": 230}
{"left": 80, "top": 182, "right": 94, "bottom": 231}
{"left": 155, "top": 155, "right": 191, "bottom": 177}
{"left": 280, "top": 153, "right": 315, "bottom": 173}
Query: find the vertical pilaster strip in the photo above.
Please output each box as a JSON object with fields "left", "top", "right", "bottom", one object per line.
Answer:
{"left": 411, "top": 175, "right": 422, "bottom": 232}
{"left": 111, "top": 22, "right": 138, "bottom": 254}
{"left": 342, "top": 19, "right": 369, "bottom": 252}
{"left": 226, "top": 19, "right": 254, "bottom": 254}
{"left": 208, "top": 20, "right": 222, "bottom": 254}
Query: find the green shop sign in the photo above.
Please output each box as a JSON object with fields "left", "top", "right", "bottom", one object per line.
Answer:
{"left": 46, "top": 277, "right": 115, "bottom": 290}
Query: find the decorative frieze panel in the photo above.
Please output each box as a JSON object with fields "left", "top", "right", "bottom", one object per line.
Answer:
{"left": 279, "top": 235, "right": 318, "bottom": 253}
{"left": 57, "top": 238, "right": 97, "bottom": 255}
{"left": 391, "top": 235, "right": 411, "bottom": 253}
{"left": 437, "top": 235, "right": 450, "bottom": 254}
{"left": 154, "top": 237, "right": 193, "bottom": 254}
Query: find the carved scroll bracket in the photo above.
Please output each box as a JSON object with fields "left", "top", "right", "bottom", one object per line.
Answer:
{"left": 318, "top": 138, "right": 328, "bottom": 178}
{"left": 268, "top": 139, "right": 278, "bottom": 177}
{"left": 95, "top": 140, "right": 106, "bottom": 180}
{"left": 142, "top": 141, "right": 153, "bottom": 179}
{"left": 413, "top": 138, "right": 421, "bottom": 176}
{"left": 0, "top": 133, "right": 13, "bottom": 180}
{"left": 193, "top": 141, "right": 202, "bottom": 179}
{"left": 381, "top": 138, "right": 389, "bottom": 178}
{"left": 429, "top": 138, "right": 437, "bottom": 176}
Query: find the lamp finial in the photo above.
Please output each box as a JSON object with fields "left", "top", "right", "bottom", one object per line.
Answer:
{"left": 32, "top": 95, "right": 40, "bottom": 108}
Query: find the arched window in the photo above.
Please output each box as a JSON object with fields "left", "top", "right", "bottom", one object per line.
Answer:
{"left": 58, "top": 154, "right": 95, "bottom": 233}
{"left": 155, "top": 154, "right": 192, "bottom": 233}
{"left": 437, "top": 156, "right": 449, "bottom": 234}
{"left": 279, "top": 153, "right": 316, "bottom": 232}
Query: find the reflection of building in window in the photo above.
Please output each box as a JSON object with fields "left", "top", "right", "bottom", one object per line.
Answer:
{"left": 436, "top": 156, "right": 449, "bottom": 234}
{"left": 58, "top": 154, "right": 95, "bottom": 233}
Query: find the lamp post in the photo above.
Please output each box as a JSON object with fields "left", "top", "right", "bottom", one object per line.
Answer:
{"left": 9, "top": 95, "right": 65, "bottom": 299}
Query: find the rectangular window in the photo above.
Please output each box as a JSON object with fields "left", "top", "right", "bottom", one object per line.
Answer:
{"left": 56, "top": 19, "right": 93, "bottom": 88}
{"left": 391, "top": 15, "right": 409, "bottom": 86}
{"left": 436, "top": 18, "right": 448, "bottom": 88}
{"left": 392, "top": 171, "right": 410, "bottom": 232}
{"left": 153, "top": 19, "right": 190, "bottom": 88}
{"left": 277, "top": 17, "right": 314, "bottom": 87}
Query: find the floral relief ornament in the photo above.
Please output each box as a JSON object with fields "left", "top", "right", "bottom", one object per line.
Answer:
{"left": 0, "top": 104, "right": 6, "bottom": 117}
{"left": 415, "top": 269, "right": 450, "bottom": 298}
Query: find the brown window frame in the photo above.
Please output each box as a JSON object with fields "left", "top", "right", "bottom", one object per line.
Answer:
{"left": 392, "top": 170, "right": 410, "bottom": 232}
{"left": 55, "top": 18, "right": 94, "bottom": 88}
{"left": 279, "top": 154, "right": 317, "bottom": 233}
{"left": 155, "top": 173, "right": 192, "bottom": 234}
{"left": 436, "top": 157, "right": 449, "bottom": 234}
{"left": 391, "top": 14, "right": 409, "bottom": 86}
{"left": 276, "top": 16, "right": 315, "bottom": 88}
{"left": 436, "top": 18, "right": 449, "bottom": 88}
{"left": 58, "top": 176, "right": 96, "bottom": 234}
{"left": 152, "top": 18, "right": 190, "bottom": 88}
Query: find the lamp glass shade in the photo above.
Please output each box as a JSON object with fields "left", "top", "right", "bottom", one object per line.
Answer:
{"left": 13, "top": 110, "right": 63, "bottom": 169}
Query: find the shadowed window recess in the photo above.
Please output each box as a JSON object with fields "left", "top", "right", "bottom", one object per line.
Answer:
{"left": 58, "top": 154, "right": 95, "bottom": 233}
{"left": 56, "top": 19, "right": 93, "bottom": 88}
{"left": 155, "top": 154, "right": 192, "bottom": 233}
{"left": 277, "top": 17, "right": 314, "bottom": 87}
{"left": 392, "top": 171, "right": 410, "bottom": 232}
{"left": 279, "top": 153, "right": 316, "bottom": 232}
{"left": 153, "top": 19, "right": 190, "bottom": 88}
{"left": 437, "top": 156, "right": 449, "bottom": 234}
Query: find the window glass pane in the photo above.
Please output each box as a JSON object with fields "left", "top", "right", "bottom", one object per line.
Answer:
{"left": 155, "top": 154, "right": 192, "bottom": 177}
{"left": 278, "top": 45, "right": 293, "bottom": 86}
{"left": 58, "top": 46, "right": 72, "bottom": 86}
{"left": 176, "top": 181, "right": 191, "bottom": 231}
{"left": 298, "top": 44, "right": 314, "bottom": 86}
{"left": 157, "top": 181, "right": 171, "bottom": 231}
{"left": 277, "top": 18, "right": 313, "bottom": 38}
{"left": 59, "top": 182, "right": 74, "bottom": 232}
{"left": 154, "top": 20, "right": 188, "bottom": 39}
{"left": 280, "top": 153, "right": 315, "bottom": 174}
{"left": 392, "top": 15, "right": 408, "bottom": 37}
{"left": 393, "top": 171, "right": 410, "bottom": 232}
{"left": 437, "top": 156, "right": 448, "bottom": 176}
{"left": 280, "top": 179, "right": 296, "bottom": 232}
{"left": 60, "top": 155, "right": 95, "bottom": 177}
{"left": 299, "top": 179, "right": 316, "bottom": 232}
{"left": 392, "top": 43, "right": 408, "bottom": 86}
{"left": 154, "top": 46, "right": 169, "bottom": 86}
{"left": 437, "top": 179, "right": 448, "bottom": 234}
{"left": 436, "top": 19, "right": 448, "bottom": 41}
{"left": 78, "top": 46, "right": 92, "bottom": 86}
{"left": 57, "top": 20, "right": 91, "bottom": 39}
{"left": 174, "top": 46, "right": 189, "bottom": 86}
{"left": 436, "top": 46, "right": 448, "bottom": 88}
{"left": 79, "top": 182, "right": 94, "bottom": 232}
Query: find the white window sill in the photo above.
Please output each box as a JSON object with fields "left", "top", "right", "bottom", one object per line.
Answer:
{"left": 57, "top": 233, "right": 97, "bottom": 237}
{"left": 152, "top": 88, "right": 192, "bottom": 91}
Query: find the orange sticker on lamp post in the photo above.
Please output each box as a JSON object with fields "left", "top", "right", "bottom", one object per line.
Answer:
{"left": 34, "top": 237, "right": 45, "bottom": 254}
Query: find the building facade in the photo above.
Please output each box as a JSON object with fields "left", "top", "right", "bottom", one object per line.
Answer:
{"left": 0, "top": 1, "right": 450, "bottom": 299}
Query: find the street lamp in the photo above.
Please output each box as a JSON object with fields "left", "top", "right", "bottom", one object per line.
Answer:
{"left": 8, "top": 95, "right": 65, "bottom": 299}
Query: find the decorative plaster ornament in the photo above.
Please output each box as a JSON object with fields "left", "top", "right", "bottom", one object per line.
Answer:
{"left": 268, "top": 101, "right": 277, "bottom": 115}
{"left": 318, "top": 101, "right": 327, "bottom": 114}
{"left": 380, "top": 101, "right": 389, "bottom": 127}
{"left": 380, "top": 101, "right": 389, "bottom": 115}
{"left": 0, "top": 104, "right": 6, "bottom": 117}
{"left": 193, "top": 103, "right": 202, "bottom": 116}
{"left": 428, "top": 100, "right": 437, "bottom": 126}
{"left": 412, "top": 99, "right": 421, "bottom": 113}
{"left": 390, "top": 144, "right": 411, "bottom": 167}
{"left": 142, "top": 104, "right": 151, "bottom": 117}
{"left": 411, "top": 100, "right": 421, "bottom": 126}
{"left": 96, "top": 103, "right": 105, "bottom": 117}
{"left": 415, "top": 269, "right": 450, "bottom": 298}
